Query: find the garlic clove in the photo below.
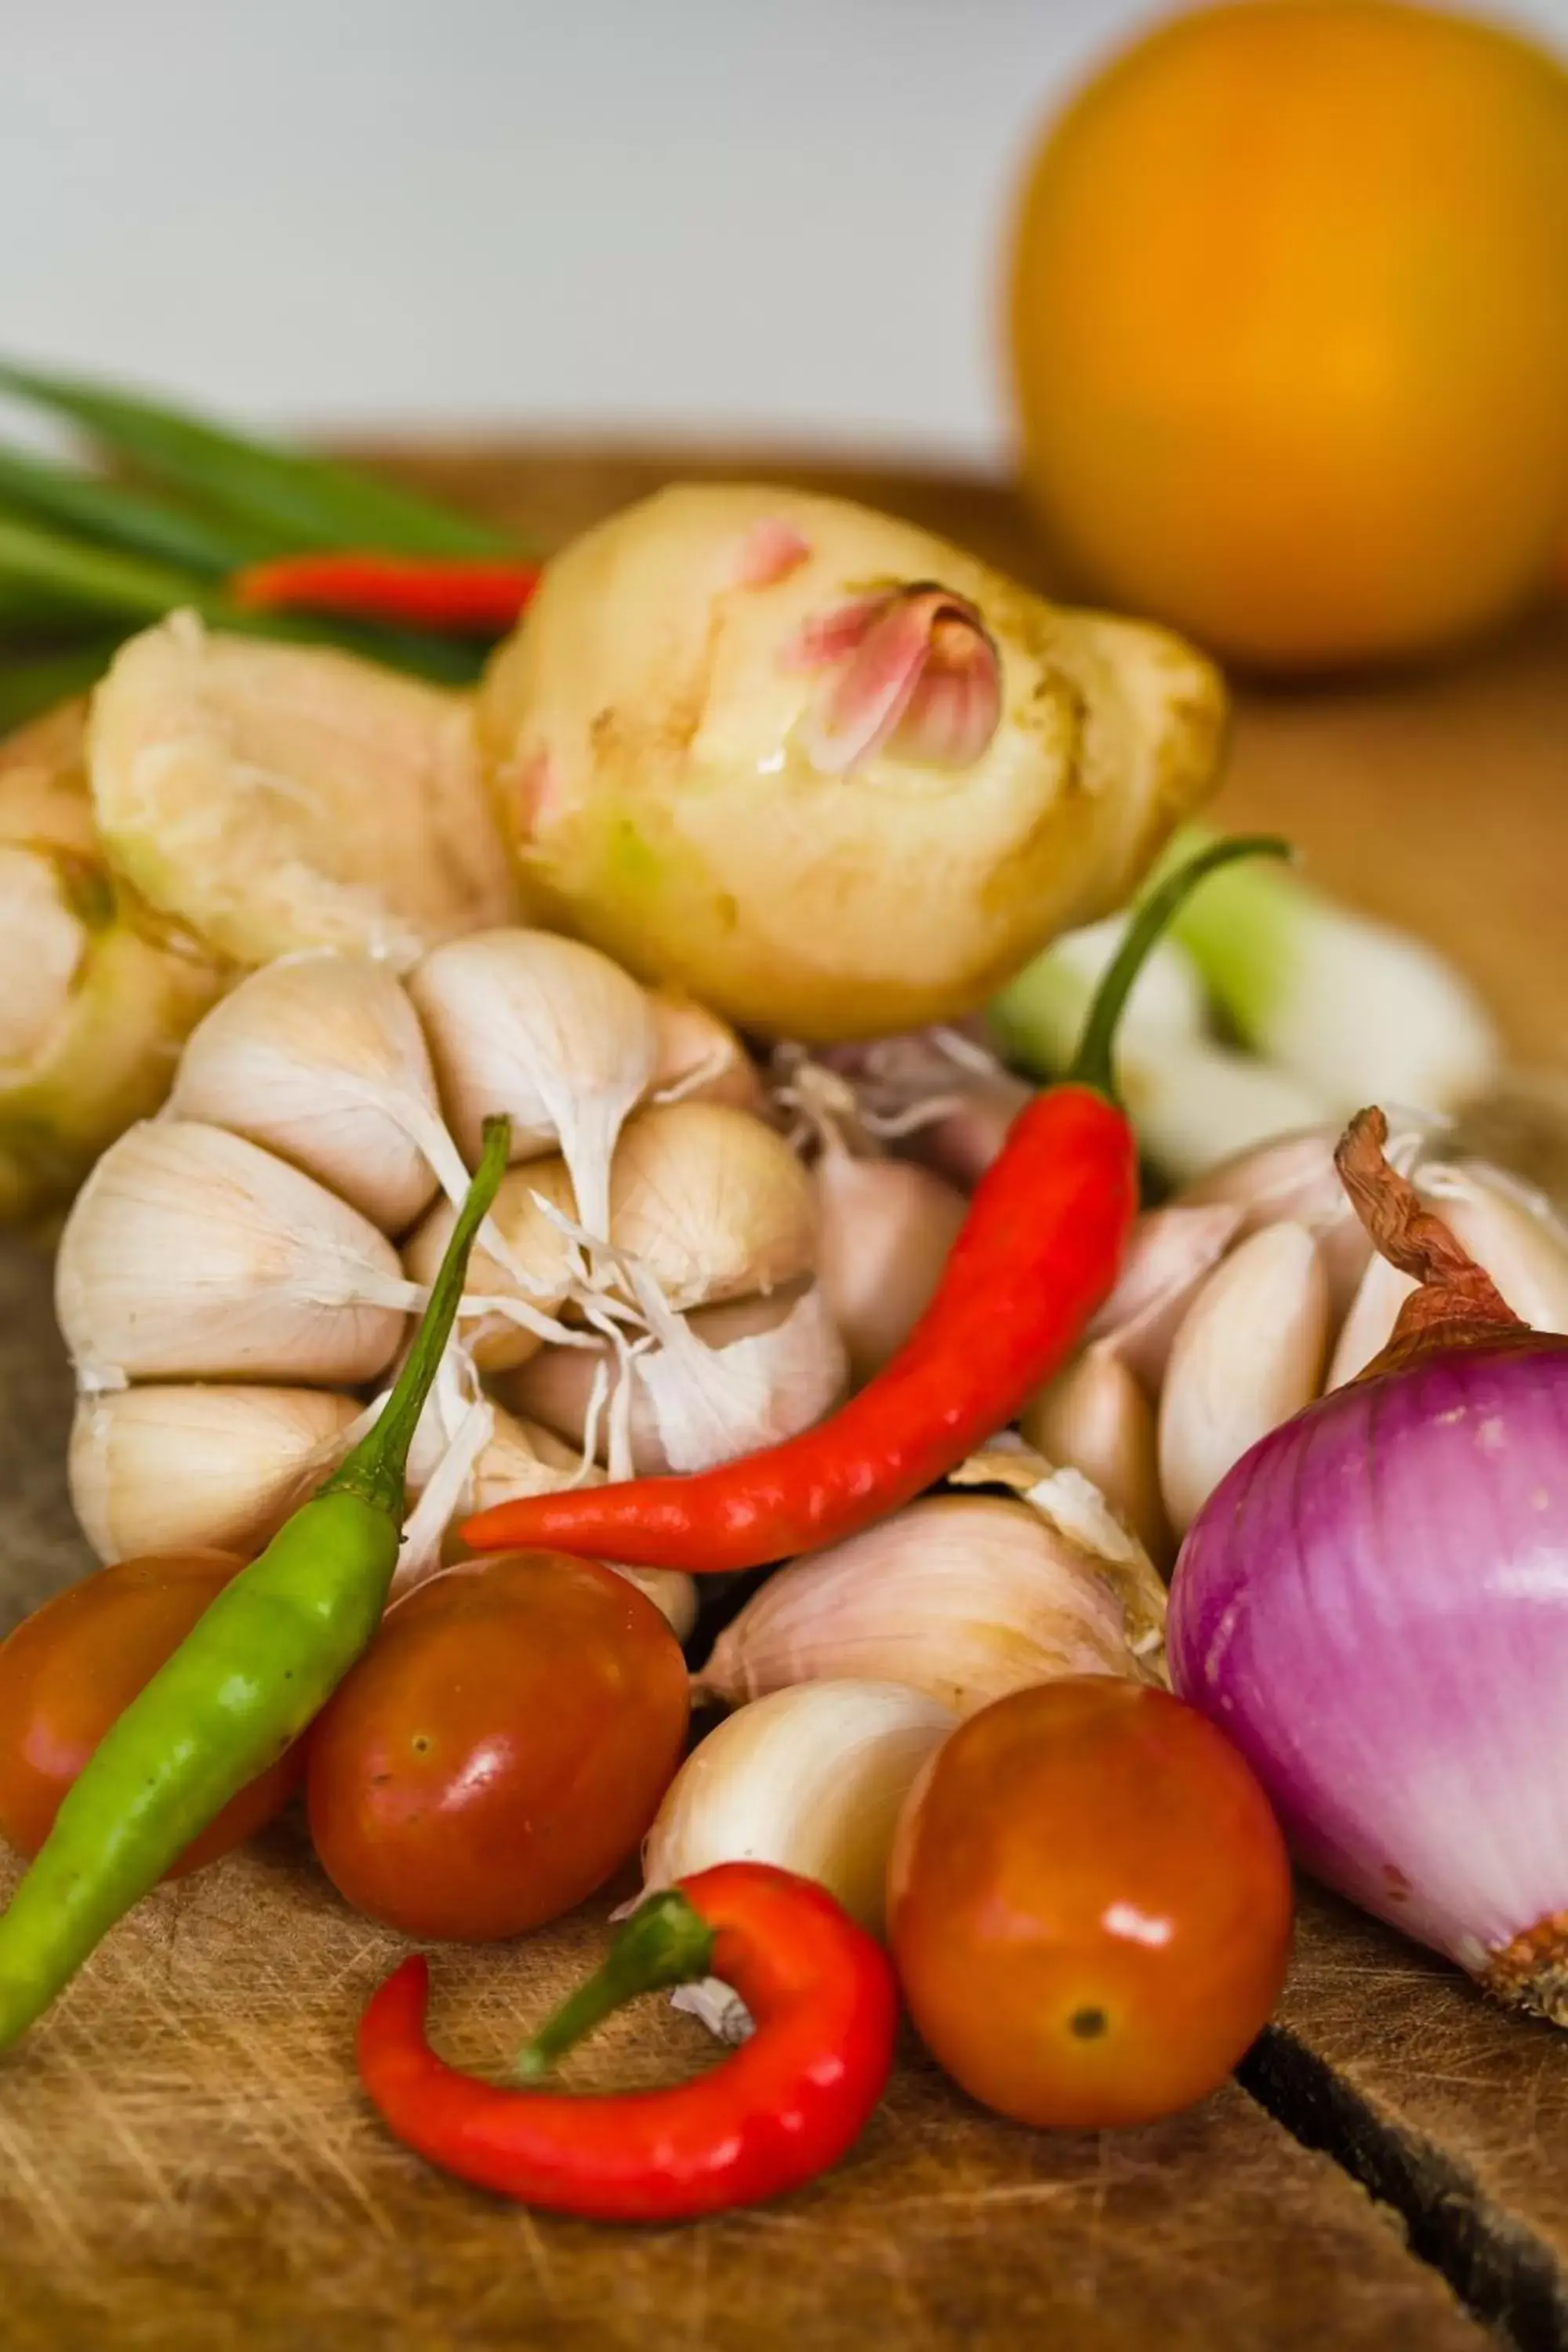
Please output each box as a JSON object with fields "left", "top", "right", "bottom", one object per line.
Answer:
{"left": 1325, "top": 1250, "right": 1418, "bottom": 1388}
{"left": 812, "top": 1144, "right": 967, "bottom": 1384}
{"left": 402, "top": 1159, "right": 577, "bottom": 1371}
{"left": 88, "top": 614, "right": 516, "bottom": 969}
{"left": 408, "top": 927, "right": 657, "bottom": 1236}
{"left": 608, "top": 1102, "right": 817, "bottom": 1312}
{"left": 697, "top": 1492, "right": 1155, "bottom": 1719}
{"left": 1158, "top": 1221, "right": 1331, "bottom": 1534}
{"left": 642, "top": 1680, "right": 955, "bottom": 1936}
{"left": 69, "top": 1382, "right": 361, "bottom": 1563}
{"left": 648, "top": 990, "right": 764, "bottom": 1114}
{"left": 169, "top": 950, "right": 449, "bottom": 1236}
{"left": 1178, "top": 1118, "right": 1430, "bottom": 1319}
{"left": 1019, "top": 1345, "right": 1171, "bottom": 1568}
{"left": 56, "top": 1120, "right": 414, "bottom": 1386}
{"left": 1087, "top": 1202, "right": 1243, "bottom": 1393}
{"left": 1420, "top": 1160, "right": 1568, "bottom": 1332}
{"left": 499, "top": 1281, "right": 847, "bottom": 1477}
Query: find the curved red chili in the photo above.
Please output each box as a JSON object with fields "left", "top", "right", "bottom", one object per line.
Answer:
{"left": 357, "top": 1862, "right": 898, "bottom": 2223}
{"left": 459, "top": 837, "right": 1288, "bottom": 1577}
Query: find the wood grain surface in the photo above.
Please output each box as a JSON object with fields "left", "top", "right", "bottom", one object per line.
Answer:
{"left": 2, "top": 444, "right": 1566, "bottom": 2351}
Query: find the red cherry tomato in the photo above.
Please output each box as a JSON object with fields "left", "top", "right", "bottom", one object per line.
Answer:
{"left": 888, "top": 1678, "right": 1293, "bottom": 2130}
{"left": 306, "top": 1550, "right": 691, "bottom": 1940}
{"left": 0, "top": 1550, "right": 302, "bottom": 1877}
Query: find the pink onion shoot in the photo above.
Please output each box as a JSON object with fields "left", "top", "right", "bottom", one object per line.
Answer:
{"left": 1169, "top": 1106, "right": 1568, "bottom": 2023}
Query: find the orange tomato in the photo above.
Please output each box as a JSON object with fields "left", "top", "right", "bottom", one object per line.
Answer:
{"left": 1008, "top": 1, "right": 1568, "bottom": 670}
{"left": 0, "top": 1551, "right": 301, "bottom": 1876}
{"left": 888, "top": 1679, "right": 1292, "bottom": 2129}
{"left": 306, "top": 1551, "right": 690, "bottom": 1941}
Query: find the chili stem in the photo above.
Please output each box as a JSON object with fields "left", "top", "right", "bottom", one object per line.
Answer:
{"left": 1068, "top": 834, "right": 1292, "bottom": 1099}
{"left": 517, "top": 1889, "right": 717, "bottom": 2081}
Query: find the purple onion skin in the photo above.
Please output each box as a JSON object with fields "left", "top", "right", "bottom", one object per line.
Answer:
{"left": 1168, "top": 1340, "right": 1568, "bottom": 1982}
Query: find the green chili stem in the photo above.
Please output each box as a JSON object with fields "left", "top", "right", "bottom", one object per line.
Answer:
{"left": 1067, "top": 833, "right": 1293, "bottom": 1100}
{"left": 516, "top": 1889, "right": 717, "bottom": 2082}
{"left": 327, "top": 1116, "right": 510, "bottom": 1519}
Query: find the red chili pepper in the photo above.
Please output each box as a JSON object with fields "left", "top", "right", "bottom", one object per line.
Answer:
{"left": 357, "top": 1863, "right": 898, "bottom": 2222}
{"left": 230, "top": 551, "right": 542, "bottom": 634}
{"left": 460, "top": 837, "right": 1287, "bottom": 1576}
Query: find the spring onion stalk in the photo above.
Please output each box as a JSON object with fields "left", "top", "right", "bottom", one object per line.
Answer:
{"left": 0, "top": 361, "right": 514, "bottom": 559}
{"left": 991, "top": 913, "right": 1332, "bottom": 1181}
{"left": 0, "top": 445, "right": 256, "bottom": 574}
{"left": 1145, "top": 822, "right": 1500, "bottom": 1117}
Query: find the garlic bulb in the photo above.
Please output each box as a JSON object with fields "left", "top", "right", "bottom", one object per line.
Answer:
{"left": 88, "top": 614, "right": 517, "bottom": 968}
{"left": 56, "top": 1120, "right": 415, "bottom": 1385}
{"left": 408, "top": 928, "right": 656, "bottom": 1236}
{"left": 1020, "top": 1345, "right": 1171, "bottom": 1567}
{"left": 169, "top": 951, "right": 453, "bottom": 1235}
{"left": 501, "top": 1283, "right": 847, "bottom": 1477}
{"left": 478, "top": 481, "right": 1223, "bottom": 1040}
{"left": 648, "top": 990, "right": 764, "bottom": 1113}
{"left": 69, "top": 1383, "right": 361, "bottom": 1562}
{"left": 1158, "top": 1221, "right": 1331, "bottom": 1534}
{"left": 643, "top": 1681, "right": 954, "bottom": 1935}
{"left": 401, "top": 1159, "right": 578, "bottom": 1371}
{"left": 0, "top": 699, "right": 222, "bottom": 1223}
{"left": 699, "top": 1486, "right": 1165, "bottom": 1719}
{"left": 811, "top": 1142, "right": 967, "bottom": 1384}
{"left": 608, "top": 1102, "right": 816, "bottom": 1312}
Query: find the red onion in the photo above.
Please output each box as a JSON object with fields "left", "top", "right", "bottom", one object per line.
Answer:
{"left": 1168, "top": 1107, "right": 1568, "bottom": 2024}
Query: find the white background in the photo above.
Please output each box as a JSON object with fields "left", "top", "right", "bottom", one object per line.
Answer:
{"left": 5, "top": 0, "right": 1568, "bottom": 463}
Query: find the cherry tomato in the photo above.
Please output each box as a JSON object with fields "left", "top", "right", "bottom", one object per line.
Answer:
{"left": 887, "top": 1678, "right": 1292, "bottom": 2130}
{"left": 306, "top": 1550, "right": 691, "bottom": 1940}
{"left": 0, "top": 1550, "right": 302, "bottom": 1877}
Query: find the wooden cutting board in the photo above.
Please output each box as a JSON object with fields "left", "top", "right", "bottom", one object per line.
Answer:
{"left": 2, "top": 446, "right": 1566, "bottom": 2352}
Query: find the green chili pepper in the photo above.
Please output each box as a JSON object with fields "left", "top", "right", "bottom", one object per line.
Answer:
{"left": 0, "top": 1114, "right": 511, "bottom": 2051}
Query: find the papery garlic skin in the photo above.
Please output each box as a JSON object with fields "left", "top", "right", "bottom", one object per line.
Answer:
{"left": 402, "top": 1160, "right": 577, "bottom": 1371}
{"left": 89, "top": 615, "right": 516, "bottom": 968}
{"left": 644, "top": 1681, "right": 954, "bottom": 1936}
{"left": 1158, "top": 1221, "right": 1330, "bottom": 1534}
{"left": 698, "top": 1493, "right": 1156, "bottom": 1719}
{"left": 69, "top": 1383, "right": 361, "bottom": 1562}
{"left": 478, "top": 482, "right": 1224, "bottom": 1041}
{"left": 1422, "top": 1161, "right": 1568, "bottom": 1334}
{"left": 169, "top": 952, "right": 448, "bottom": 1236}
{"left": 502, "top": 1283, "right": 847, "bottom": 1477}
{"left": 56, "top": 1120, "right": 412, "bottom": 1385}
{"left": 812, "top": 1146, "right": 967, "bottom": 1385}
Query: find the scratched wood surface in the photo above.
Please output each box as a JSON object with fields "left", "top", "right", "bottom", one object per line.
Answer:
{"left": 2, "top": 445, "right": 1566, "bottom": 2350}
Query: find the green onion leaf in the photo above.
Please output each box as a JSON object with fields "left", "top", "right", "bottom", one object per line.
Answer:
{"left": 0, "top": 361, "right": 514, "bottom": 561}
{"left": 0, "top": 447, "right": 259, "bottom": 575}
